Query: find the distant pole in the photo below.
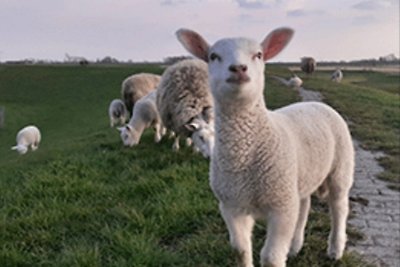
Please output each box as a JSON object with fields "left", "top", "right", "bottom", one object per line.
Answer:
{"left": 0, "top": 106, "right": 4, "bottom": 129}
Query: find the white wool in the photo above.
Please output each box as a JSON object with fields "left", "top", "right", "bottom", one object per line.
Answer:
{"left": 108, "top": 99, "right": 128, "bottom": 127}
{"left": 156, "top": 59, "right": 214, "bottom": 158}
{"left": 177, "top": 28, "right": 354, "bottom": 267}
{"left": 118, "top": 90, "right": 165, "bottom": 147}
{"left": 287, "top": 75, "right": 303, "bottom": 88}
{"left": 11, "top": 125, "right": 41, "bottom": 155}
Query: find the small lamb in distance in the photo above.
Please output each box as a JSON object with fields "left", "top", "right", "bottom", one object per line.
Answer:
{"left": 118, "top": 90, "right": 165, "bottom": 147}
{"left": 287, "top": 74, "right": 303, "bottom": 89}
{"left": 108, "top": 99, "right": 129, "bottom": 127}
{"left": 331, "top": 68, "right": 343, "bottom": 83}
{"left": 121, "top": 73, "right": 161, "bottom": 116}
{"left": 156, "top": 59, "right": 214, "bottom": 158}
{"left": 176, "top": 27, "right": 354, "bottom": 267}
{"left": 11, "top": 125, "right": 41, "bottom": 155}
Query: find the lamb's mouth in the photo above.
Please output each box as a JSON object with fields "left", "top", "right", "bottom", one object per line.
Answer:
{"left": 226, "top": 74, "right": 250, "bottom": 84}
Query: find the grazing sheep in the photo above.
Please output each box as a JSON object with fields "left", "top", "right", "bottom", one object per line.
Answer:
{"left": 331, "top": 68, "right": 343, "bottom": 83}
{"left": 287, "top": 74, "right": 303, "bottom": 89}
{"left": 121, "top": 73, "right": 161, "bottom": 115}
{"left": 301, "top": 57, "right": 316, "bottom": 74}
{"left": 177, "top": 27, "right": 354, "bottom": 267}
{"left": 11, "top": 125, "right": 41, "bottom": 154}
{"left": 108, "top": 99, "right": 129, "bottom": 127}
{"left": 156, "top": 59, "right": 214, "bottom": 158}
{"left": 118, "top": 90, "right": 165, "bottom": 147}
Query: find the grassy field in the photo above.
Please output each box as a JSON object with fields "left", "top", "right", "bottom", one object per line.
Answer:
{"left": 0, "top": 64, "right": 378, "bottom": 266}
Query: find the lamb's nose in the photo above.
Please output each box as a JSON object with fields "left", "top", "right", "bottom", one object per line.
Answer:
{"left": 229, "top": 64, "right": 247, "bottom": 73}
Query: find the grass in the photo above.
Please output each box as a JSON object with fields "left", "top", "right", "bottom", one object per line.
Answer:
{"left": 0, "top": 64, "right": 375, "bottom": 266}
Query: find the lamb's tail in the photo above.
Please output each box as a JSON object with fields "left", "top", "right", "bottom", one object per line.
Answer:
{"left": 315, "top": 180, "right": 329, "bottom": 200}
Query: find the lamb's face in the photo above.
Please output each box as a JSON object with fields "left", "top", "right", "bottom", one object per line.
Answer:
{"left": 119, "top": 125, "right": 139, "bottom": 147}
{"left": 191, "top": 123, "right": 215, "bottom": 159}
{"left": 208, "top": 38, "right": 265, "bottom": 103}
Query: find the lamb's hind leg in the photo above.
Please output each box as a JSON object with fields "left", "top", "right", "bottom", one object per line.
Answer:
{"left": 219, "top": 202, "right": 255, "bottom": 267}
{"left": 289, "top": 196, "right": 310, "bottom": 256}
{"left": 327, "top": 187, "right": 350, "bottom": 260}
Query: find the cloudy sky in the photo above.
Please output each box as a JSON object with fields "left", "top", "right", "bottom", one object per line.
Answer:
{"left": 0, "top": 0, "right": 398, "bottom": 62}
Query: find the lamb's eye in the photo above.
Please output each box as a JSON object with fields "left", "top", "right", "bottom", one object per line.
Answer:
{"left": 199, "top": 136, "right": 205, "bottom": 142}
{"left": 254, "top": 52, "right": 263, "bottom": 60}
{"left": 209, "top": 52, "right": 221, "bottom": 62}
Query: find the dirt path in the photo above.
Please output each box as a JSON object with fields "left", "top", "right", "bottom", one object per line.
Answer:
{"left": 299, "top": 87, "right": 400, "bottom": 267}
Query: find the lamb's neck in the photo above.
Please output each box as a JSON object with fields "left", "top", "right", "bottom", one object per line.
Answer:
{"left": 129, "top": 117, "right": 147, "bottom": 135}
{"left": 213, "top": 99, "right": 276, "bottom": 172}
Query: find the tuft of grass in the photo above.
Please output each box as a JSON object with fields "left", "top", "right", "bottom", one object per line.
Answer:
{"left": 0, "top": 65, "right": 373, "bottom": 266}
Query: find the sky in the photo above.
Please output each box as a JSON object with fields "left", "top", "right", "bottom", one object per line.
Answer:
{"left": 0, "top": 0, "right": 399, "bottom": 62}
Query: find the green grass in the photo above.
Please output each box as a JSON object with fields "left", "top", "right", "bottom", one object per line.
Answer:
{"left": 293, "top": 70, "right": 399, "bottom": 189}
{"left": 0, "top": 64, "right": 373, "bottom": 266}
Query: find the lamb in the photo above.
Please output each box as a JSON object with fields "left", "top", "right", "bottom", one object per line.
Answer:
{"left": 301, "top": 56, "right": 316, "bottom": 74}
{"left": 121, "top": 73, "right": 161, "bottom": 115}
{"left": 177, "top": 28, "right": 354, "bottom": 267}
{"left": 11, "top": 125, "right": 41, "bottom": 154}
{"left": 331, "top": 68, "right": 343, "bottom": 83}
{"left": 287, "top": 74, "right": 303, "bottom": 89}
{"left": 118, "top": 90, "right": 165, "bottom": 147}
{"left": 108, "top": 99, "right": 129, "bottom": 127}
{"left": 156, "top": 59, "right": 214, "bottom": 159}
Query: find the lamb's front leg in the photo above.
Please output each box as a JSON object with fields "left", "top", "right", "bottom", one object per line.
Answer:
{"left": 289, "top": 196, "right": 311, "bottom": 256}
{"left": 154, "top": 123, "right": 162, "bottom": 143}
{"left": 219, "top": 202, "right": 255, "bottom": 267}
{"left": 261, "top": 205, "right": 299, "bottom": 267}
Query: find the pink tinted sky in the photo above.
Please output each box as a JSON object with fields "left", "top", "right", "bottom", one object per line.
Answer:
{"left": 0, "top": 0, "right": 398, "bottom": 62}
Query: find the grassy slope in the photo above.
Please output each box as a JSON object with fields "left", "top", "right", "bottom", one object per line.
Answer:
{"left": 0, "top": 65, "right": 371, "bottom": 266}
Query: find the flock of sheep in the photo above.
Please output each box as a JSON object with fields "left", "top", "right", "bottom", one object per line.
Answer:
{"left": 11, "top": 27, "right": 354, "bottom": 267}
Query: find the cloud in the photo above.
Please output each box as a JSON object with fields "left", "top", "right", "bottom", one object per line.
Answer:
{"left": 287, "top": 9, "right": 306, "bottom": 17}
{"left": 160, "top": 0, "right": 187, "bottom": 6}
{"left": 235, "top": 0, "right": 277, "bottom": 9}
{"left": 352, "top": 0, "right": 391, "bottom": 10}
{"left": 352, "top": 15, "right": 377, "bottom": 25}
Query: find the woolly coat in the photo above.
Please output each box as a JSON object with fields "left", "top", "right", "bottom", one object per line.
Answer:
{"left": 121, "top": 73, "right": 161, "bottom": 113}
{"left": 156, "top": 59, "right": 213, "bottom": 137}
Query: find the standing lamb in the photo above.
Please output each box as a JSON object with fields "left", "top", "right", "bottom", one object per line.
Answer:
{"left": 11, "top": 125, "right": 41, "bottom": 154}
{"left": 177, "top": 28, "right": 354, "bottom": 267}
{"left": 331, "top": 68, "right": 343, "bottom": 83}
{"left": 118, "top": 90, "right": 165, "bottom": 147}
{"left": 301, "top": 57, "right": 316, "bottom": 74}
{"left": 108, "top": 99, "right": 129, "bottom": 127}
{"left": 121, "top": 73, "right": 161, "bottom": 115}
{"left": 156, "top": 59, "right": 214, "bottom": 158}
{"left": 287, "top": 74, "right": 303, "bottom": 89}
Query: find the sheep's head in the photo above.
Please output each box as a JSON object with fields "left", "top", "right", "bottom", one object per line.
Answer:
{"left": 176, "top": 28, "right": 294, "bottom": 105}
{"left": 118, "top": 125, "right": 140, "bottom": 147}
{"left": 11, "top": 144, "right": 28, "bottom": 154}
{"left": 185, "top": 118, "right": 214, "bottom": 159}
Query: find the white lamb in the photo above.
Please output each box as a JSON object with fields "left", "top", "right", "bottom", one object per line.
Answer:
{"left": 331, "top": 68, "right": 343, "bottom": 83}
{"left": 177, "top": 28, "right": 354, "bottom": 267}
{"left": 121, "top": 73, "right": 161, "bottom": 115}
{"left": 118, "top": 90, "right": 165, "bottom": 147}
{"left": 108, "top": 99, "right": 129, "bottom": 127}
{"left": 156, "top": 59, "right": 214, "bottom": 158}
{"left": 11, "top": 125, "right": 41, "bottom": 155}
{"left": 287, "top": 74, "right": 303, "bottom": 89}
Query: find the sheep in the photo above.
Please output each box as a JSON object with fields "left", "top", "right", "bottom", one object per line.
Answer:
{"left": 331, "top": 68, "right": 343, "bottom": 83}
{"left": 287, "top": 74, "right": 303, "bottom": 89}
{"left": 118, "top": 90, "right": 165, "bottom": 147}
{"left": 301, "top": 57, "right": 316, "bottom": 74}
{"left": 176, "top": 27, "right": 354, "bottom": 267}
{"left": 11, "top": 125, "right": 41, "bottom": 154}
{"left": 121, "top": 73, "right": 161, "bottom": 115}
{"left": 108, "top": 99, "right": 129, "bottom": 127}
{"left": 156, "top": 59, "right": 215, "bottom": 158}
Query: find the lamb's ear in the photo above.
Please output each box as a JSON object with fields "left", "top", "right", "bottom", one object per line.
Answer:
{"left": 261, "top": 27, "right": 294, "bottom": 61}
{"left": 176, "top": 28, "right": 210, "bottom": 62}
